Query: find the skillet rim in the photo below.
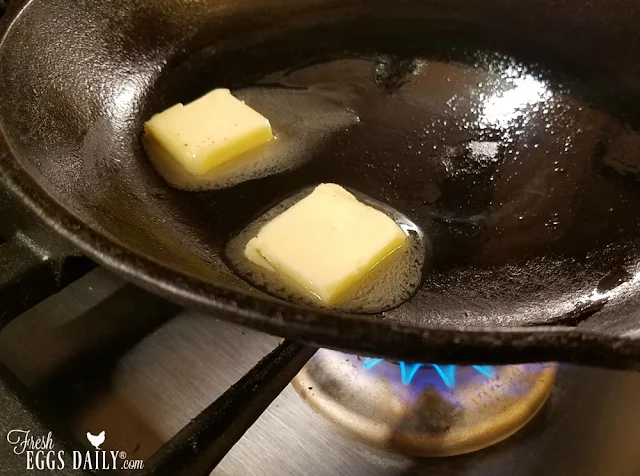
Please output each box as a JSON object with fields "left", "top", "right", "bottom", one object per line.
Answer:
{"left": 2, "top": 0, "right": 640, "bottom": 369}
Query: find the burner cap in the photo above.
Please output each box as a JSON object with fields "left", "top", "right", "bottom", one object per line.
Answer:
{"left": 292, "top": 350, "right": 557, "bottom": 456}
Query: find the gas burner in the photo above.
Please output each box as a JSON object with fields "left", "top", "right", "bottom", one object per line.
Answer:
{"left": 292, "top": 350, "right": 558, "bottom": 457}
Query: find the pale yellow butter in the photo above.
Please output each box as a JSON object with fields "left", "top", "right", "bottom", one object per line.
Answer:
{"left": 245, "top": 184, "right": 407, "bottom": 304}
{"left": 144, "top": 88, "right": 273, "bottom": 176}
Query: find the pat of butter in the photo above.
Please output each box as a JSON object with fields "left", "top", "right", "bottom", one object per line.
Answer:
{"left": 144, "top": 88, "right": 273, "bottom": 176}
{"left": 245, "top": 184, "right": 407, "bottom": 303}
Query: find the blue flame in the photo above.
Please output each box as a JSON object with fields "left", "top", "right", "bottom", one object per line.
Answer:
{"left": 431, "top": 364, "right": 457, "bottom": 388}
{"left": 472, "top": 365, "right": 496, "bottom": 378}
{"left": 362, "top": 358, "right": 496, "bottom": 388}
{"left": 362, "top": 358, "right": 383, "bottom": 370}
{"left": 398, "top": 362, "right": 423, "bottom": 385}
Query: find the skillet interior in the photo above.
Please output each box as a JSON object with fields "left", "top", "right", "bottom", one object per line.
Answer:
{"left": 2, "top": 0, "right": 640, "bottom": 366}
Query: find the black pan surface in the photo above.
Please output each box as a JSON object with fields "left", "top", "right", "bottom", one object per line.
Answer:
{"left": 2, "top": 0, "right": 640, "bottom": 367}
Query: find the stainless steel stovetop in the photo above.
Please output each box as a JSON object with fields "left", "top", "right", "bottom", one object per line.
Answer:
{"left": 2, "top": 267, "right": 640, "bottom": 475}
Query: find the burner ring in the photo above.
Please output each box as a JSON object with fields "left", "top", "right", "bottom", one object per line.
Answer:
{"left": 292, "top": 350, "right": 558, "bottom": 457}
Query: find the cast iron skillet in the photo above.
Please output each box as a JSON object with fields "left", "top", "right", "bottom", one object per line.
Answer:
{"left": 2, "top": 0, "right": 640, "bottom": 368}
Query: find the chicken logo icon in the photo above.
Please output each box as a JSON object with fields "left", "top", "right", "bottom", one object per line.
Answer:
{"left": 86, "top": 431, "right": 105, "bottom": 450}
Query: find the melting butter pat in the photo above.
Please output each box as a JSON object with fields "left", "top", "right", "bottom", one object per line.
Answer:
{"left": 144, "top": 88, "right": 273, "bottom": 176}
{"left": 245, "top": 184, "right": 407, "bottom": 303}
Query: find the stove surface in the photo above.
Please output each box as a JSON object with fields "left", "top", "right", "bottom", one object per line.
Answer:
{"left": 1, "top": 268, "right": 640, "bottom": 475}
